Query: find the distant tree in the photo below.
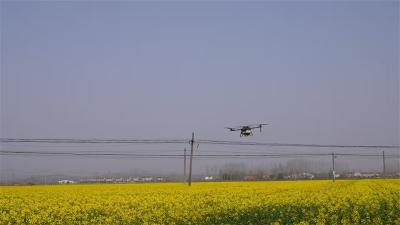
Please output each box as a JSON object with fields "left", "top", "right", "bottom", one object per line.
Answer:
{"left": 218, "top": 163, "right": 246, "bottom": 180}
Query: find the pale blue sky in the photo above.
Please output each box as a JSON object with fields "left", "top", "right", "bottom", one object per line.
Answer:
{"left": 1, "top": 1, "right": 398, "bottom": 176}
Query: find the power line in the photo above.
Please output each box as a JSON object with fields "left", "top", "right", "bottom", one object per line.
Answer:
{"left": 197, "top": 140, "right": 400, "bottom": 148}
{"left": 1, "top": 150, "right": 399, "bottom": 159}
{"left": 2, "top": 138, "right": 398, "bottom": 149}
{"left": 0, "top": 138, "right": 189, "bottom": 144}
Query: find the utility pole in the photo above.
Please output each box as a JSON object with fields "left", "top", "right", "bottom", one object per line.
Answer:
{"left": 188, "top": 132, "right": 194, "bottom": 186}
{"left": 332, "top": 152, "right": 335, "bottom": 182}
{"left": 184, "top": 148, "right": 187, "bottom": 184}
{"left": 382, "top": 150, "right": 386, "bottom": 178}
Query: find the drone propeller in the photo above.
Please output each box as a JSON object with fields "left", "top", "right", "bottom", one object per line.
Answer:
{"left": 225, "top": 127, "right": 236, "bottom": 131}
{"left": 259, "top": 123, "right": 269, "bottom": 132}
{"left": 244, "top": 123, "right": 269, "bottom": 132}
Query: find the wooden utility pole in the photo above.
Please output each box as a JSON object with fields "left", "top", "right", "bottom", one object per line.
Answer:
{"left": 184, "top": 148, "right": 187, "bottom": 184}
{"left": 332, "top": 152, "right": 335, "bottom": 182}
{"left": 188, "top": 132, "right": 195, "bottom": 186}
{"left": 382, "top": 150, "right": 386, "bottom": 177}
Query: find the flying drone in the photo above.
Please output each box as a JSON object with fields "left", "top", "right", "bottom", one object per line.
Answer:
{"left": 225, "top": 124, "right": 269, "bottom": 137}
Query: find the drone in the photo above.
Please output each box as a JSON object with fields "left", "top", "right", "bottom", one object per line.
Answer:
{"left": 225, "top": 124, "right": 269, "bottom": 137}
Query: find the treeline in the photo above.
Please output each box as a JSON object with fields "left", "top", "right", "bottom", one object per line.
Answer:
{"left": 205, "top": 159, "right": 400, "bottom": 181}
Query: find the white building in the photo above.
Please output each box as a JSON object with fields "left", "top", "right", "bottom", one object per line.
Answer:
{"left": 58, "top": 180, "right": 77, "bottom": 184}
{"left": 204, "top": 176, "right": 214, "bottom": 181}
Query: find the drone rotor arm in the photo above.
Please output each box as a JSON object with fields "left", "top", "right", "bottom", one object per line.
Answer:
{"left": 225, "top": 127, "right": 239, "bottom": 131}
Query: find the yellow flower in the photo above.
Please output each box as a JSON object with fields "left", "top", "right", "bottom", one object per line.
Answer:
{"left": 0, "top": 179, "right": 399, "bottom": 224}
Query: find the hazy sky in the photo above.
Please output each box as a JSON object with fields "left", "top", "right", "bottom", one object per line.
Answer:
{"left": 1, "top": 1, "right": 398, "bottom": 177}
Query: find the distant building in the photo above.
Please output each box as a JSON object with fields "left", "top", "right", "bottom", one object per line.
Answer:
{"left": 244, "top": 175, "right": 256, "bottom": 180}
{"left": 353, "top": 172, "right": 379, "bottom": 178}
{"left": 303, "top": 172, "right": 315, "bottom": 179}
{"left": 341, "top": 172, "right": 355, "bottom": 178}
{"left": 286, "top": 172, "right": 315, "bottom": 180}
{"left": 354, "top": 172, "right": 362, "bottom": 177}
{"left": 204, "top": 176, "right": 213, "bottom": 181}
{"left": 126, "top": 177, "right": 140, "bottom": 182}
{"left": 58, "top": 180, "right": 77, "bottom": 184}
{"left": 156, "top": 177, "right": 166, "bottom": 182}
{"left": 141, "top": 177, "right": 153, "bottom": 182}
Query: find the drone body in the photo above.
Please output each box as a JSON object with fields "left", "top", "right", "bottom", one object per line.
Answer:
{"left": 226, "top": 124, "right": 269, "bottom": 137}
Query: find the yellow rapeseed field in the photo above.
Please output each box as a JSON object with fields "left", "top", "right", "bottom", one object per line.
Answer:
{"left": 0, "top": 179, "right": 399, "bottom": 225}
